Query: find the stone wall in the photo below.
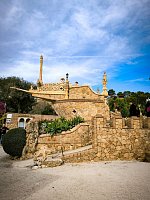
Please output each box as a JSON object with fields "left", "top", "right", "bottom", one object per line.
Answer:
{"left": 40, "top": 85, "right": 110, "bottom": 121}
{"left": 37, "top": 123, "right": 91, "bottom": 154}
{"left": 52, "top": 99, "right": 110, "bottom": 120}
{"left": 94, "top": 115, "right": 150, "bottom": 161}
{"left": 69, "top": 86, "right": 103, "bottom": 100}
{"left": 6, "top": 113, "right": 58, "bottom": 129}
{"left": 22, "top": 114, "right": 150, "bottom": 163}
{"left": 22, "top": 121, "right": 39, "bottom": 159}
{"left": 63, "top": 116, "right": 150, "bottom": 162}
{"left": 23, "top": 122, "right": 91, "bottom": 159}
{"left": 62, "top": 148, "right": 97, "bottom": 163}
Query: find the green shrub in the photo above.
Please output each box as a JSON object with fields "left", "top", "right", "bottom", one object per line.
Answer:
{"left": 2, "top": 128, "right": 26, "bottom": 157}
{"left": 39, "top": 116, "right": 84, "bottom": 136}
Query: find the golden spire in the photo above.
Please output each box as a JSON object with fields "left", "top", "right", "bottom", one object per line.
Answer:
{"left": 101, "top": 72, "right": 108, "bottom": 96}
{"left": 38, "top": 55, "right": 43, "bottom": 86}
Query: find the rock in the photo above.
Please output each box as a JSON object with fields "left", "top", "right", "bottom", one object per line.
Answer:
{"left": 32, "top": 165, "right": 39, "bottom": 170}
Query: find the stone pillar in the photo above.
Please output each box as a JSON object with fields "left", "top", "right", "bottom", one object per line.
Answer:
{"left": 142, "top": 117, "right": 150, "bottom": 128}
{"left": 115, "top": 117, "right": 123, "bottom": 129}
{"left": 111, "top": 116, "right": 123, "bottom": 129}
{"left": 65, "top": 73, "right": 69, "bottom": 99}
{"left": 131, "top": 117, "right": 141, "bottom": 129}
{"left": 101, "top": 72, "right": 108, "bottom": 96}
{"left": 92, "top": 115, "right": 104, "bottom": 149}
{"left": 111, "top": 117, "right": 116, "bottom": 128}
{"left": 96, "top": 114, "right": 104, "bottom": 129}
{"left": 92, "top": 117, "right": 98, "bottom": 149}
{"left": 122, "top": 118, "right": 126, "bottom": 128}
{"left": 39, "top": 55, "right": 43, "bottom": 85}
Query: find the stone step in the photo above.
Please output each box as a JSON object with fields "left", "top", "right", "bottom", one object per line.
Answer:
{"left": 33, "top": 144, "right": 92, "bottom": 168}
{"left": 51, "top": 144, "right": 92, "bottom": 158}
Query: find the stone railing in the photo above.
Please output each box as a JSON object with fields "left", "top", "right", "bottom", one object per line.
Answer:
{"left": 22, "top": 121, "right": 91, "bottom": 159}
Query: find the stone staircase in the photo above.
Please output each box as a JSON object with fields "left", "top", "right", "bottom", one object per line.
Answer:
{"left": 34, "top": 144, "right": 92, "bottom": 168}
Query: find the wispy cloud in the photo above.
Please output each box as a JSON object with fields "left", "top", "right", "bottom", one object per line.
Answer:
{"left": 0, "top": 0, "right": 24, "bottom": 30}
{"left": 0, "top": 0, "right": 150, "bottom": 92}
{"left": 125, "top": 78, "right": 149, "bottom": 83}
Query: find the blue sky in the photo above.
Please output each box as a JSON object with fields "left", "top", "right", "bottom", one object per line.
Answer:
{"left": 0, "top": 0, "right": 150, "bottom": 93}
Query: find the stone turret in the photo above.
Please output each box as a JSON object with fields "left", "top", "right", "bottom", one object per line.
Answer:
{"left": 65, "top": 73, "right": 69, "bottom": 99}
{"left": 101, "top": 72, "right": 108, "bottom": 96}
{"left": 37, "top": 55, "right": 43, "bottom": 86}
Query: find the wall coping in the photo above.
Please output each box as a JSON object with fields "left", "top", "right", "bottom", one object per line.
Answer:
{"left": 70, "top": 85, "right": 103, "bottom": 97}
{"left": 6, "top": 112, "right": 58, "bottom": 118}
{"left": 53, "top": 99, "right": 104, "bottom": 103}
{"left": 39, "top": 122, "right": 89, "bottom": 138}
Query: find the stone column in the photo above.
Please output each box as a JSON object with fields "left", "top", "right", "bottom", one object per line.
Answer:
{"left": 131, "top": 117, "right": 141, "bottom": 129}
{"left": 101, "top": 72, "right": 108, "bottom": 96}
{"left": 39, "top": 55, "right": 43, "bottom": 85}
{"left": 92, "top": 115, "right": 104, "bottom": 148}
{"left": 115, "top": 117, "right": 123, "bottom": 129}
{"left": 111, "top": 116, "right": 123, "bottom": 129}
{"left": 65, "top": 73, "right": 69, "bottom": 99}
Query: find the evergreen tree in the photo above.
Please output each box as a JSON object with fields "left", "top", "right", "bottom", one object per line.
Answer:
{"left": 0, "top": 77, "right": 35, "bottom": 113}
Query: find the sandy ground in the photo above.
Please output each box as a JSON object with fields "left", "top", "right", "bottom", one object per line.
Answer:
{"left": 0, "top": 145, "right": 150, "bottom": 200}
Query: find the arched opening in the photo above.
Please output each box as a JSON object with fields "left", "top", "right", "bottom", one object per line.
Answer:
{"left": 18, "top": 118, "right": 25, "bottom": 128}
{"left": 26, "top": 118, "right": 31, "bottom": 124}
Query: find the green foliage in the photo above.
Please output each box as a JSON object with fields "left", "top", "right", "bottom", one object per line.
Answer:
{"left": 0, "top": 114, "right": 6, "bottom": 127}
{"left": 39, "top": 116, "right": 84, "bottom": 136}
{"left": 0, "top": 76, "right": 35, "bottom": 113}
{"left": 117, "top": 92, "right": 124, "bottom": 98}
{"left": 108, "top": 89, "right": 116, "bottom": 96}
{"left": 41, "top": 105, "right": 56, "bottom": 115}
{"left": 107, "top": 90, "right": 150, "bottom": 117}
{"left": 108, "top": 97, "right": 130, "bottom": 117}
{"left": 30, "top": 100, "right": 57, "bottom": 115}
{"left": 2, "top": 128, "right": 26, "bottom": 157}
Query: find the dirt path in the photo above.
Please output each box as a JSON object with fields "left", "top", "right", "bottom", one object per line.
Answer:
{"left": 0, "top": 145, "right": 150, "bottom": 200}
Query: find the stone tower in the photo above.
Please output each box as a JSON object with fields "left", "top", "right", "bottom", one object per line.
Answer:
{"left": 101, "top": 72, "right": 108, "bottom": 96}
{"left": 37, "top": 55, "right": 43, "bottom": 86}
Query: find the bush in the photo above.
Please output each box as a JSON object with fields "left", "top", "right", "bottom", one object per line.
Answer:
{"left": 39, "top": 116, "right": 84, "bottom": 136}
{"left": 2, "top": 128, "right": 26, "bottom": 157}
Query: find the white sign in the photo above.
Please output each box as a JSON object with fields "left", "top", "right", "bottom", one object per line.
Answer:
{"left": 6, "top": 119, "right": 11, "bottom": 123}
{"left": 7, "top": 114, "right": 12, "bottom": 119}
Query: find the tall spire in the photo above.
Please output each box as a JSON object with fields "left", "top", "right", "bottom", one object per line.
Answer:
{"left": 101, "top": 72, "right": 108, "bottom": 96}
{"left": 39, "top": 55, "right": 43, "bottom": 85}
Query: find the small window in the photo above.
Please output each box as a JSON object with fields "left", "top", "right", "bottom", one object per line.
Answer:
{"left": 26, "top": 118, "right": 31, "bottom": 124}
{"left": 18, "top": 118, "right": 25, "bottom": 128}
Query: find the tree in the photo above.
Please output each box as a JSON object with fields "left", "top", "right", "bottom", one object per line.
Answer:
{"left": 30, "top": 100, "right": 57, "bottom": 115}
{"left": 117, "top": 92, "right": 124, "bottom": 98}
{"left": 107, "top": 97, "right": 130, "bottom": 117}
{"left": 108, "top": 89, "right": 116, "bottom": 97}
{"left": 107, "top": 89, "right": 150, "bottom": 117}
{"left": 0, "top": 101, "right": 6, "bottom": 127}
{"left": 0, "top": 77, "right": 35, "bottom": 113}
{"left": 123, "top": 91, "right": 131, "bottom": 98}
